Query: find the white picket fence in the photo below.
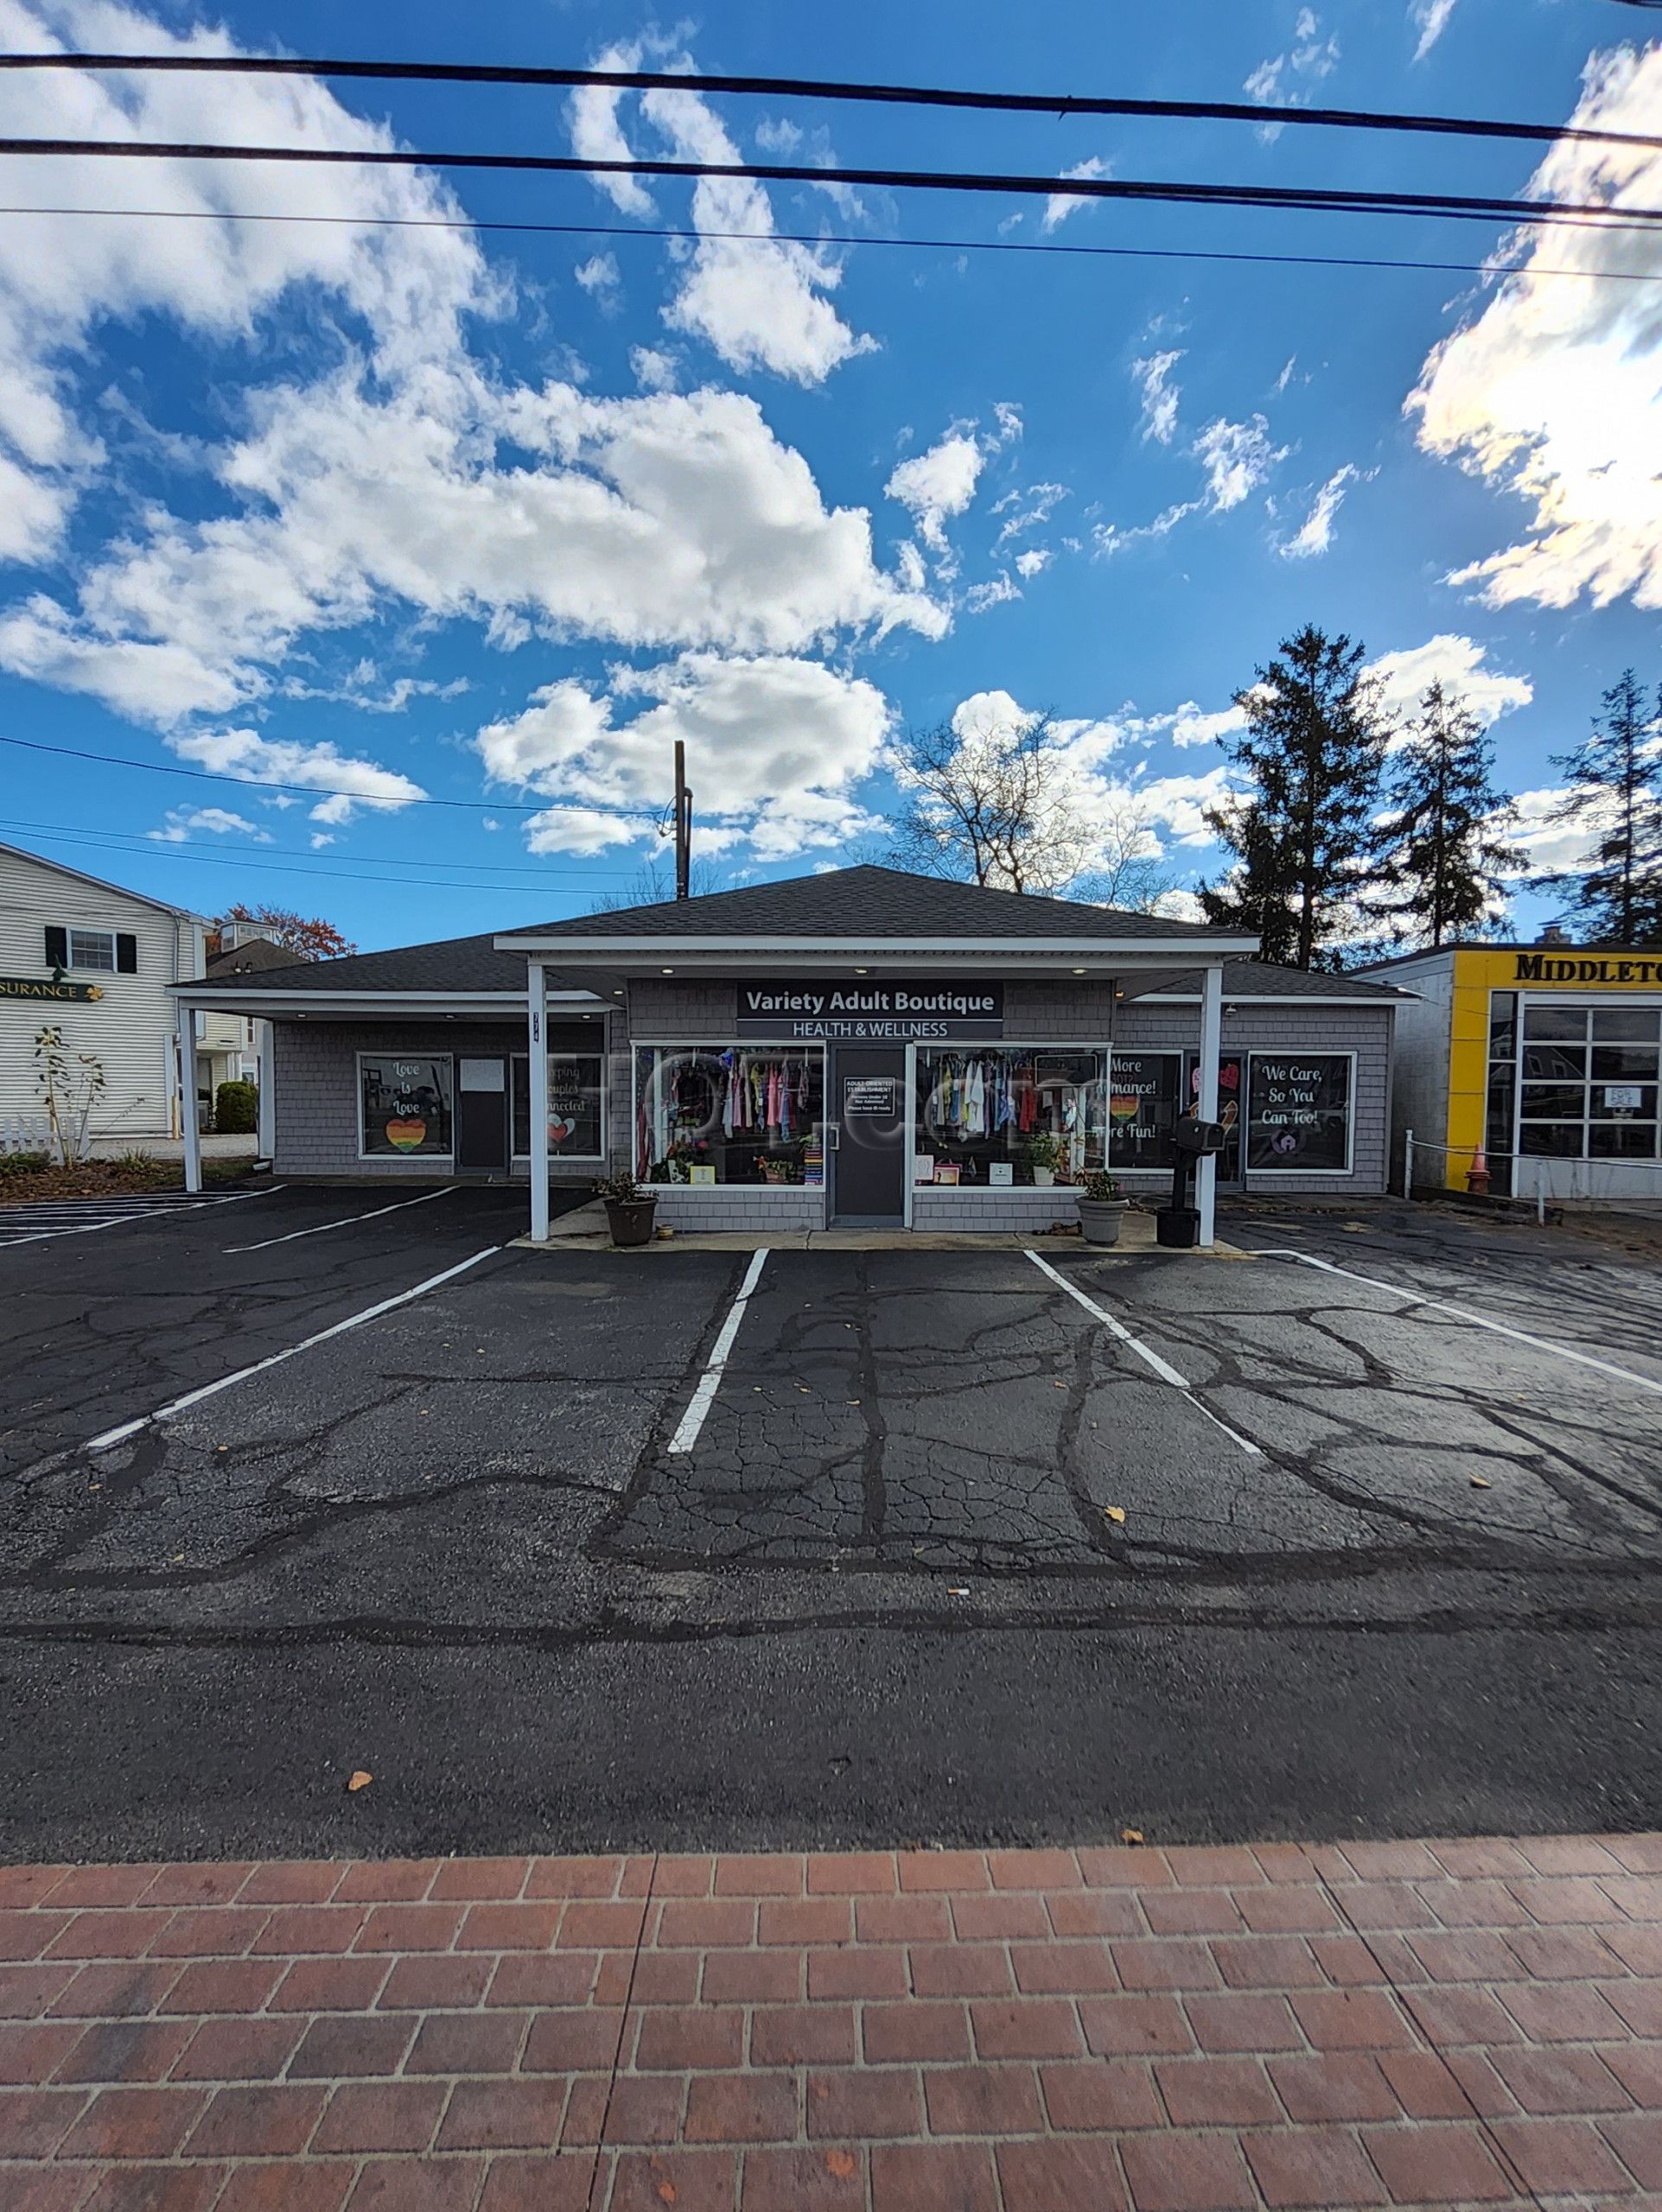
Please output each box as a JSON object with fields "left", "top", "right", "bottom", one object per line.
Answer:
{"left": 0, "top": 1113, "right": 52, "bottom": 1158}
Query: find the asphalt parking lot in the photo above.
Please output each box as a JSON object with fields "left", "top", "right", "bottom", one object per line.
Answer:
{"left": 2, "top": 1185, "right": 1660, "bottom": 1864}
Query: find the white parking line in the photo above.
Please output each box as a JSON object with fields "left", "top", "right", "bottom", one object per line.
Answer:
{"left": 667, "top": 1249, "right": 769, "bottom": 1456}
{"left": 0, "top": 1184, "right": 286, "bottom": 1249}
{"left": 1252, "top": 1245, "right": 1662, "bottom": 1399}
{"left": 1025, "top": 1247, "right": 1262, "bottom": 1456}
{"left": 86, "top": 1244, "right": 503, "bottom": 1452}
{"left": 224, "top": 1185, "right": 457, "bottom": 1253}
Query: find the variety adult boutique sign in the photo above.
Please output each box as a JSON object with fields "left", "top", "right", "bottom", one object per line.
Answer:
{"left": 736, "top": 980, "right": 1004, "bottom": 1041}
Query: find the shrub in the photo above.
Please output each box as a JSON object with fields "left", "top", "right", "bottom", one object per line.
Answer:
{"left": 0, "top": 1149, "right": 49, "bottom": 1177}
{"left": 214, "top": 1079, "right": 258, "bottom": 1135}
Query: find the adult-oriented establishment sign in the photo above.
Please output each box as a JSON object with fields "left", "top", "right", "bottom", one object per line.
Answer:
{"left": 737, "top": 980, "right": 1005, "bottom": 1041}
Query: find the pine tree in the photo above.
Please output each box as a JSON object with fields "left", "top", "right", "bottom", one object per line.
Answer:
{"left": 1376, "top": 681, "right": 1521, "bottom": 949}
{"left": 1542, "top": 671, "right": 1662, "bottom": 945}
{"left": 1200, "top": 625, "right": 1390, "bottom": 970}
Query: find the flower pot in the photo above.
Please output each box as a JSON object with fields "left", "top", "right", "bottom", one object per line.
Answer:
{"left": 605, "top": 1198, "right": 658, "bottom": 1249}
{"left": 1077, "top": 1197, "right": 1128, "bottom": 1247}
{"left": 1031, "top": 1166, "right": 1055, "bottom": 1188}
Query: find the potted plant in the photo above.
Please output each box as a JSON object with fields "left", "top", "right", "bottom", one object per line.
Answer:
{"left": 595, "top": 1169, "right": 658, "bottom": 1248}
{"left": 1075, "top": 1167, "right": 1129, "bottom": 1247}
{"left": 1024, "top": 1131, "right": 1064, "bottom": 1188}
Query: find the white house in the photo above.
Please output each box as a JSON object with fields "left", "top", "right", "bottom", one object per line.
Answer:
{"left": 0, "top": 842, "right": 254, "bottom": 1148}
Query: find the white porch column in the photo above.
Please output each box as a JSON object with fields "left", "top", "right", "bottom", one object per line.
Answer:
{"left": 1196, "top": 962, "right": 1223, "bottom": 1249}
{"left": 527, "top": 960, "right": 550, "bottom": 1243}
{"left": 257, "top": 1021, "right": 276, "bottom": 1160}
{"left": 178, "top": 1001, "right": 202, "bottom": 1194}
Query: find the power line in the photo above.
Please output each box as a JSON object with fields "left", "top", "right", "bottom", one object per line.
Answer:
{"left": 0, "top": 732, "right": 657, "bottom": 823}
{"left": 0, "top": 138, "right": 1658, "bottom": 233}
{"left": 1, "top": 201, "right": 1656, "bottom": 287}
{"left": 9, "top": 52, "right": 1660, "bottom": 161}
{"left": 0, "top": 815, "right": 633, "bottom": 882}
{"left": 1, "top": 821, "right": 617, "bottom": 897}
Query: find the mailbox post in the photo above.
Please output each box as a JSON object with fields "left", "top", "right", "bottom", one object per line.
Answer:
{"left": 1157, "top": 1114, "right": 1226, "bottom": 1249}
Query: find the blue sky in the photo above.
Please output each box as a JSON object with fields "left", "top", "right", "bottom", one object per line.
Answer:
{"left": 1, "top": 0, "right": 1659, "bottom": 949}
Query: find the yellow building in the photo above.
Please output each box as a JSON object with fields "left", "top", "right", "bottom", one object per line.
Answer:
{"left": 1367, "top": 942, "right": 1662, "bottom": 1200}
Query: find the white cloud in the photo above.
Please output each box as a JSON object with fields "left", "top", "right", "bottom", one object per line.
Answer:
{"left": 1411, "top": 0, "right": 1459, "bottom": 60}
{"left": 965, "top": 572, "right": 1021, "bottom": 613}
{"left": 754, "top": 117, "right": 802, "bottom": 154}
{"left": 629, "top": 345, "right": 678, "bottom": 393}
{"left": 1014, "top": 547, "right": 1051, "bottom": 580}
{"left": 0, "top": 0, "right": 496, "bottom": 563}
{"left": 1364, "top": 634, "right": 1533, "bottom": 727}
{"left": 992, "top": 480, "right": 1068, "bottom": 543}
{"left": 886, "top": 430, "right": 985, "bottom": 553}
{"left": 636, "top": 78, "right": 876, "bottom": 385}
{"left": 1168, "top": 702, "right": 1249, "bottom": 749}
{"left": 990, "top": 401, "right": 1024, "bottom": 447}
{"left": 1504, "top": 784, "right": 1598, "bottom": 875}
{"left": 566, "top": 39, "right": 658, "bottom": 217}
{"left": 574, "top": 253, "right": 621, "bottom": 308}
{"left": 1245, "top": 10, "right": 1340, "bottom": 135}
{"left": 1408, "top": 44, "right": 1662, "bottom": 613}
{"left": 1092, "top": 500, "right": 1200, "bottom": 557}
{"left": 1133, "top": 351, "right": 1183, "bottom": 445}
{"left": 3, "top": 378, "right": 945, "bottom": 721}
{"left": 149, "top": 805, "right": 268, "bottom": 842}
{"left": 1279, "top": 463, "right": 1360, "bottom": 558}
{"left": 165, "top": 728, "right": 427, "bottom": 827}
{"left": 1042, "top": 156, "right": 1111, "bottom": 233}
{"left": 1194, "top": 415, "right": 1289, "bottom": 511}
{"left": 478, "top": 652, "right": 893, "bottom": 862}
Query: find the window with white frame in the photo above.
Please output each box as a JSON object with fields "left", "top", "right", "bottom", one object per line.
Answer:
{"left": 359, "top": 1054, "right": 454, "bottom": 1158}
{"left": 634, "top": 1046, "right": 825, "bottom": 1185}
{"left": 67, "top": 928, "right": 118, "bottom": 972}
{"left": 915, "top": 1046, "right": 1110, "bottom": 1185}
{"left": 1519, "top": 1001, "right": 1662, "bottom": 1160}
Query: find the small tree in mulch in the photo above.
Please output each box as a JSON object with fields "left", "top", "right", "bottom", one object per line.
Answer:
{"left": 34, "top": 1026, "right": 105, "bottom": 1166}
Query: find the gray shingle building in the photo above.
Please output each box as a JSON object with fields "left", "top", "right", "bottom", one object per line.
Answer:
{"left": 173, "top": 867, "right": 1404, "bottom": 1243}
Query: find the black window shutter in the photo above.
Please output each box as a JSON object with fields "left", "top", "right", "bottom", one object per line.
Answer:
{"left": 115, "top": 933, "right": 138, "bottom": 975}
{"left": 44, "top": 925, "right": 67, "bottom": 969}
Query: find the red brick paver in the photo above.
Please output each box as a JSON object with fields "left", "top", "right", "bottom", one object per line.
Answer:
{"left": 0, "top": 1834, "right": 1660, "bottom": 2206}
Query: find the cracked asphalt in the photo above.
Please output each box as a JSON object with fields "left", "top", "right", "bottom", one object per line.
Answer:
{"left": 2, "top": 1185, "right": 1659, "bottom": 1862}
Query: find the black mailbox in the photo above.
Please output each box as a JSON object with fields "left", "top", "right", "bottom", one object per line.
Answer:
{"left": 1173, "top": 1117, "right": 1226, "bottom": 1157}
{"left": 1157, "top": 1115, "right": 1226, "bottom": 1248}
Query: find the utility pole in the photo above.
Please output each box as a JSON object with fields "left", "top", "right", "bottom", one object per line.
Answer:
{"left": 673, "top": 741, "right": 693, "bottom": 900}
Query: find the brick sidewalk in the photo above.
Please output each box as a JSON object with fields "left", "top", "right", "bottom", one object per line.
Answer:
{"left": 3, "top": 1837, "right": 1661, "bottom": 2210}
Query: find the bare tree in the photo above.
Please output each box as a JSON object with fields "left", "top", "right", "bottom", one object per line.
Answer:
{"left": 888, "top": 709, "right": 1097, "bottom": 894}
{"left": 588, "top": 855, "right": 725, "bottom": 912}
{"left": 1077, "top": 797, "right": 1178, "bottom": 914}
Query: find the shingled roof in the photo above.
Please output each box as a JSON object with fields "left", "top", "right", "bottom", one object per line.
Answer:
{"left": 506, "top": 867, "right": 1252, "bottom": 944}
{"left": 180, "top": 928, "right": 613, "bottom": 998}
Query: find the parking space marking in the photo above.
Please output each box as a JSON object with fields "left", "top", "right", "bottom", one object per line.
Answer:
{"left": 85, "top": 1244, "right": 504, "bottom": 1452}
{"left": 667, "top": 1248, "right": 770, "bottom": 1456}
{"left": 224, "top": 1185, "right": 457, "bottom": 1253}
{"left": 0, "top": 1184, "right": 286, "bottom": 1249}
{"left": 1025, "top": 1247, "right": 1263, "bottom": 1457}
{"left": 1253, "top": 1245, "right": 1662, "bottom": 1399}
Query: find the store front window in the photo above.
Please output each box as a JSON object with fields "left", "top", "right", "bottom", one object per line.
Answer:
{"left": 360, "top": 1053, "right": 453, "bottom": 1158}
{"left": 511, "top": 1053, "right": 605, "bottom": 1161}
{"left": 1108, "top": 1052, "right": 1181, "bottom": 1170}
{"left": 914, "top": 1048, "right": 1108, "bottom": 1186}
{"left": 1245, "top": 1052, "right": 1353, "bottom": 1174}
{"left": 635, "top": 1046, "right": 826, "bottom": 1185}
{"left": 1519, "top": 1002, "right": 1662, "bottom": 1160}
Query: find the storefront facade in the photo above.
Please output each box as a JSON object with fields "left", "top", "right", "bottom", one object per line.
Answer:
{"left": 174, "top": 868, "right": 1403, "bottom": 1239}
{"left": 1372, "top": 942, "right": 1662, "bottom": 1201}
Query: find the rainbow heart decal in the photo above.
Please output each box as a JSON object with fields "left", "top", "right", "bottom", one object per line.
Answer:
{"left": 385, "top": 1117, "right": 427, "bottom": 1152}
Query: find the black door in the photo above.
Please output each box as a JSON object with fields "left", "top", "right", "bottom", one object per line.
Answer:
{"left": 831, "top": 1047, "right": 907, "bottom": 1226}
{"left": 1183, "top": 1052, "right": 1245, "bottom": 1188}
{"left": 456, "top": 1055, "right": 508, "bottom": 1174}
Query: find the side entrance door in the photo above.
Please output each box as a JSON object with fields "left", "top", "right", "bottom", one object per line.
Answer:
{"left": 456, "top": 1055, "right": 509, "bottom": 1175}
{"left": 830, "top": 1046, "right": 907, "bottom": 1227}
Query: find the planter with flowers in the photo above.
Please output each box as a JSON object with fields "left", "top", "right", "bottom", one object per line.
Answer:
{"left": 1075, "top": 1167, "right": 1129, "bottom": 1247}
{"left": 595, "top": 1169, "right": 658, "bottom": 1248}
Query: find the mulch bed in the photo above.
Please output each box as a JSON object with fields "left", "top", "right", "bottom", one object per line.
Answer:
{"left": 0, "top": 1159, "right": 188, "bottom": 1205}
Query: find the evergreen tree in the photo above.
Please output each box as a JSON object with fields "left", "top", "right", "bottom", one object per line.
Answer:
{"left": 1200, "top": 625, "right": 1390, "bottom": 970}
{"left": 1542, "top": 671, "right": 1662, "bottom": 945}
{"left": 1376, "top": 681, "right": 1521, "bottom": 948}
